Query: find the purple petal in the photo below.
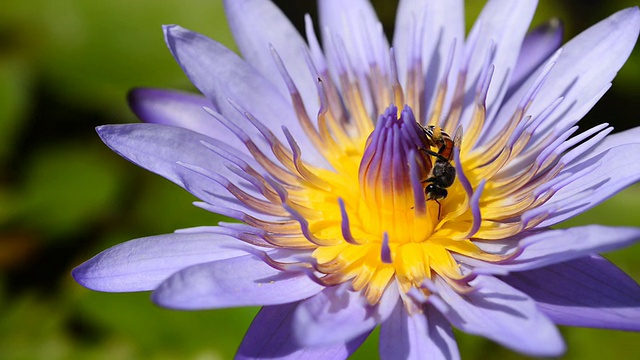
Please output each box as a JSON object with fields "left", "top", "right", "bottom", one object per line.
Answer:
{"left": 72, "top": 232, "right": 256, "bottom": 292}
{"left": 466, "top": 225, "right": 640, "bottom": 273}
{"left": 127, "top": 88, "right": 245, "bottom": 151}
{"left": 236, "top": 302, "right": 370, "bottom": 360}
{"left": 436, "top": 275, "right": 566, "bottom": 357}
{"left": 151, "top": 254, "right": 324, "bottom": 310}
{"left": 491, "top": 7, "right": 640, "bottom": 144}
{"left": 534, "top": 143, "right": 640, "bottom": 227}
{"left": 128, "top": 88, "right": 209, "bottom": 126}
{"left": 462, "top": 0, "right": 538, "bottom": 125}
{"left": 96, "top": 123, "right": 259, "bottom": 211}
{"left": 574, "top": 126, "right": 640, "bottom": 163}
{"left": 393, "top": 0, "right": 464, "bottom": 113}
{"left": 380, "top": 301, "right": 459, "bottom": 360}
{"left": 223, "top": 0, "right": 318, "bottom": 120}
{"left": 501, "top": 255, "right": 640, "bottom": 331}
{"left": 509, "top": 19, "right": 564, "bottom": 95}
{"left": 293, "top": 282, "right": 399, "bottom": 347}
{"left": 318, "top": 0, "right": 388, "bottom": 77}
{"left": 163, "top": 25, "right": 326, "bottom": 167}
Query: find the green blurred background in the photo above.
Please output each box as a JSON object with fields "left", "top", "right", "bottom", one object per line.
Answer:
{"left": 0, "top": 0, "right": 638, "bottom": 359}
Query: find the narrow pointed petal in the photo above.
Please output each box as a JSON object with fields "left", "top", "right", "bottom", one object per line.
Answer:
{"left": 152, "top": 255, "right": 324, "bottom": 310}
{"left": 96, "top": 123, "right": 257, "bottom": 211}
{"left": 318, "top": 0, "right": 389, "bottom": 75}
{"left": 462, "top": 0, "right": 538, "bottom": 125}
{"left": 468, "top": 225, "right": 640, "bottom": 273}
{"left": 294, "top": 283, "right": 399, "bottom": 347}
{"left": 163, "top": 25, "right": 325, "bottom": 166}
{"left": 502, "top": 255, "right": 640, "bottom": 331}
{"left": 380, "top": 302, "right": 459, "bottom": 360}
{"left": 223, "top": 0, "right": 319, "bottom": 119}
{"left": 437, "top": 275, "right": 565, "bottom": 357}
{"left": 575, "top": 126, "right": 640, "bottom": 162}
{"left": 128, "top": 88, "right": 209, "bottom": 129}
{"left": 509, "top": 19, "right": 564, "bottom": 94}
{"left": 492, "top": 7, "right": 640, "bottom": 143}
{"left": 127, "top": 88, "right": 245, "bottom": 151}
{"left": 393, "top": 0, "right": 464, "bottom": 104}
{"left": 535, "top": 143, "right": 640, "bottom": 227}
{"left": 72, "top": 232, "right": 254, "bottom": 292}
{"left": 237, "top": 303, "right": 370, "bottom": 360}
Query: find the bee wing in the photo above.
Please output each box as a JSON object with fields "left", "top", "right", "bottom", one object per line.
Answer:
{"left": 454, "top": 125, "right": 464, "bottom": 149}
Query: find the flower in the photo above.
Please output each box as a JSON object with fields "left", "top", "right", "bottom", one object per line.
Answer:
{"left": 73, "top": 0, "right": 640, "bottom": 358}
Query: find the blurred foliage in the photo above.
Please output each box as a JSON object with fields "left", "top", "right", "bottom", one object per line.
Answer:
{"left": 0, "top": 0, "right": 638, "bottom": 359}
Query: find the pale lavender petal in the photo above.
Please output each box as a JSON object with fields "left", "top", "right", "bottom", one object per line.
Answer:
{"left": 128, "top": 88, "right": 209, "bottom": 127}
{"left": 436, "top": 275, "right": 565, "bottom": 357}
{"left": 509, "top": 19, "right": 564, "bottom": 94}
{"left": 466, "top": 225, "right": 640, "bottom": 273}
{"left": 534, "top": 143, "right": 640, "bottom": 227}
{"left": 163, "top": 25, "right": 326, "bottom": 167}
{"left": 461, "top": 0, "right": 538, "bottom": 126}
{"left": 96, "top": 123, "right": 259, "bottom": 210}
{"left": 380, "top": 301, "right": 459, "bottom": 360}
{"left": 393, "top": 0, "right": 464, "bottom": 111}
{"left": 152, "top": 254, "right": 324, "bottom": 310}
{"left": 72, "top": 232, "right": 257, "bottom": 292}
{"left": 237, "top": 302, "right": 370, "bottom": 360}
{"left": 223, "top": 0, "right": 319, "bottom": 119}
{"left": 574, "top": 126, "right": 640, "bottom": 162}
{"left": 502, "top": 255, "right": 640, "bottom": 331}
{"left": 318, "top": 0, "right": 389, "bottom": 76}
{"left": 127, "top": 88, "right": 245, "bottom": 151}
{"left": 294, "top": 282, "right": 399, "bottom": 347}
{"left": 491, "top": 7, "right": 640, "bottom": 144}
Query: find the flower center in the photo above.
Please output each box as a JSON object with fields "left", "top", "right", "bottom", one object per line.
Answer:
{"left": 280, "top": 102, "right": 481, "bottom": 304}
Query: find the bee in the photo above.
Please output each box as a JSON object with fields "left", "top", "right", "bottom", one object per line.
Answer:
{"left": 419, "top": 125, "right": 461, "bottom": 218}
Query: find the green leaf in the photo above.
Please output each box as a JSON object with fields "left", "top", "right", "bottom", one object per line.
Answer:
{"left": 0, "top": 58, "right": 30, "bottom": 163}
{"left": 0, "top": 0, "right": 235, "bottom": 120}
{"left": 74, "top": 290, "right": 257, "bottom": 359}
{"left": 17, "top": 143, "right": 125, "bottom": 239}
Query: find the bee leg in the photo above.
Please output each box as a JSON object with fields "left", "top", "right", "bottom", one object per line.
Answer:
{"left": 425, "top": 149, "right": 439, "bottom": 157}
{"left": 421, "top": 148, "right": 449, "bottom": 162}
{"left": 433, "top": 199, "right": 442, "bottom": 219}
{"left": 425, "top": 197, "right": 442, "bottom": 219}
{"left": 421, "top": 176, "right": 437, "bottom": 184}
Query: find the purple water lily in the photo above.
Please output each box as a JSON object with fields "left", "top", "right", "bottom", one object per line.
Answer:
{"left": 73, "top": 0, "right": 640, "bottom": 358}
